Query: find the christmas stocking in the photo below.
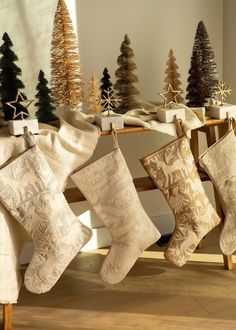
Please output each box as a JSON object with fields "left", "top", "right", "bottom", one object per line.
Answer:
{"left": 71, "top": 144, "right": 161, "bottom": 284}
{"left": 0, "top": 111, "right": 99, "bottom": 302}
{"left": 141, "top": 136, "right": 220, "bottom": 267}
{"left": 0, "top": 141, "right": 92, "bottom": 294}
{"left": 199, "top": 125, "right": 236, "bottom": 255}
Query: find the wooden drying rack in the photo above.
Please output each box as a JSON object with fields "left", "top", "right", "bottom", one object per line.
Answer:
{"left": 2, "top": 118, "right": 233, "bottom": 330}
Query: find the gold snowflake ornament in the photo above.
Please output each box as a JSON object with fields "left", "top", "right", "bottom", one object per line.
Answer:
{"left": 102, "top": 88, "right": 121, "bottom": 115}
{"left": 159, "top": 83, "right": 181, "bottom": 108}
{"left": 213, "top": 81, "right": 232, "bottom": 106}
{"left": 6, "top": 91, "right": 33, "bottom": 120}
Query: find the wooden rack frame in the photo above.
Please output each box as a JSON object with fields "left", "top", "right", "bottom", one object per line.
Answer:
{"left": 2, "top": 118, "right": 233, "bottom": 330}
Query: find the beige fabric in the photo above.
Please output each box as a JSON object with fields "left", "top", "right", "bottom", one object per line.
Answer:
{"left": 141, "top": 136, "right": 220, "bottom": 267}
{"left": 0, "top": 111, "right": 99, "bottom": 302}
{"left": 78, "top": 105, "right": 205, "bottom": 138}
{"left": 199, "top": 128, "right": 236, "bottom": 255}
{"left": 0, "top": 145, "right": 92, "bottom": 294}
{"left": 0, "top": 206, "right": 28, "bottom": 303}
{"left": 71, "top": 147, "right": 161, "bottom": 284}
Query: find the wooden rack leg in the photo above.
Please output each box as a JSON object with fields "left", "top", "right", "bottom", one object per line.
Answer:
{"left": 190, "top": 129, "right": 204, "bottom": 249}
{"left": 3, "top": 304, "right": 12, "bottom": 330}
{"left": 205, "top": 126, "right": 233, "bottom": 270}
{"left": 190, "top": 129, "right": 199, "bottom": 163}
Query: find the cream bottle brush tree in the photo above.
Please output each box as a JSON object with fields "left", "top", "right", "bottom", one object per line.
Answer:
{"left": 164, "top": 49, "right": 184, "bottom": 104}
{"left": 87, "top": 71, "right": 101, "bottom": 115}
{"left": 50, "top": 0, "right": 84, "bottom": 109}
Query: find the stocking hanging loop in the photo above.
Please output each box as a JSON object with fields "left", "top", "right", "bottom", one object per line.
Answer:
{"left": 23, "top": 126, "right": 35, "bottom": 149}
{"left": 174, "top": 115, "right": 185, "bottom": 138}
{"left": 227, "top": 112, "right": 235, "bottom": 132}
{"left": 111, "top": 123, "right": 119, "bottom": 149}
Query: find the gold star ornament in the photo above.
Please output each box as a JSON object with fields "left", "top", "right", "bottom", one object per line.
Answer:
{"left": 159, "top": 83, "right": 181, "bottom": 108}
{"left": 213, "top": 81, "right": 232, "bottom": 106}
{"left": 5, "top": 91, "right": 33, "bottom": 120}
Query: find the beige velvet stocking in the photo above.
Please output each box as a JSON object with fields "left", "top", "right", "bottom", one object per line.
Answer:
{"left": 141, "top": 136, "right": 220, "bottom": 267}
{"left": 199, "top": 127, "right": 236, "bottom": 255}
{"left": 71, "top": 147, "right": 161, "bottom": 284}
{"left": 0, "top": 145, "right": 92, "bottom": 294}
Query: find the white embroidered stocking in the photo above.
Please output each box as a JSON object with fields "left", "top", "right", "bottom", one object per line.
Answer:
{"left": 0, "top": 145, "right": 92, "bottom": 294}
{"left": 71, "top": 147, "right": 161, "bottom": 284}
{"left": 200, "top": 127, "right": 236, "bottom": 255}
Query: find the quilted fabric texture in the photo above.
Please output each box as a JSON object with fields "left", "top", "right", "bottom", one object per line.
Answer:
{"left": 0, "top": 145, "right": 92, "bottom": 294}
{"left": 141, "top": 136, "right": 220, "bottom": 267}
{"left": 199, "top": 128, "right": 236, "bottom": 255}
{"left": 0, "top": 113, "right": 99, "bottom": 303}
{"left": 71, "top": 147, "right": 161, "bottom": 284}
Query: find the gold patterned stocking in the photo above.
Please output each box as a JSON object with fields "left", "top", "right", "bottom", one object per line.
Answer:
{"left": 141, "top": 136, "right": 220, "bottom": 267}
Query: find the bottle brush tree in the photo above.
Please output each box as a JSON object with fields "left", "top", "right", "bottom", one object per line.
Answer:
{"left": 186, "top": 49, "right": 206, "bottom": 107}
{"left": 0, "top": 32, "right": 28, "bottom": 120}
{"left": 164, "top": 49, "right": 184, "bottom": 104}
{"left": 114, "top": 34, "right": 139, "bottom": 114}
{"left": 50, "top": 0, "right": 84, "bottom": 109}
{"left": 35, "top": 70, "right": 58, "bottom": 123}
{"left": 87, "top": 71, "right": 101, "bottom": 114}
{"left": 192, "top": 20, "right": 218, "bottom": 99}
{"left": 100, "top": 67, "right": 116, "bottom": 112}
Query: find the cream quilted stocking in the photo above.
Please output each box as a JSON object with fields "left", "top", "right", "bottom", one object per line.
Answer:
{"left": 141, "top": 136, "right": 220, "bottom": 267}
{"left": 0, "top": 114, "right": 99, "bottom": 302}
{"left": 0, "top": 145, "right": 92, "bottom": 294}
{"left": 71, "top": 147, "right": 161, "bottom": 284}
{"left": 199, "top": 127, "right": 236, "bottom": 255}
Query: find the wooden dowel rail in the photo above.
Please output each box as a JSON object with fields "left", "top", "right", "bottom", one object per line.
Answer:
{"left": 64, "top": 172, "right": 210, "bottom": 204}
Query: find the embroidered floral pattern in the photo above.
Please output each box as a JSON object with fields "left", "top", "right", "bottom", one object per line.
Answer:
{"left": 0, "top": 146, "right": 92, "bottom": 294}
{"left": 71, "top": 147, "right": 161, "bottom": 284}
{"left": 200, "top": 129, "right": 236, "bottom": 255}
{"left": 141, "top": 136, "right": 220, "bottom": 267}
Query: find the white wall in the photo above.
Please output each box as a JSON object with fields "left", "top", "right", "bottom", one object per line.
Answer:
{"left": 77, "top": 0, "right": 223, "bottom": 101}
{"left": 223, "top": 0, "right": 236, "bottom": 103}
